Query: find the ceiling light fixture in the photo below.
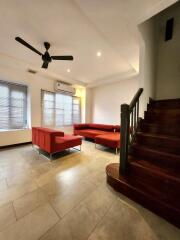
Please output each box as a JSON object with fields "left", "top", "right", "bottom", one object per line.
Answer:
{"left": 96, "top": 51, "right": 102, "bottom": 57}
{"left": 67, "top": 68, "right": 71, "bottom": 73}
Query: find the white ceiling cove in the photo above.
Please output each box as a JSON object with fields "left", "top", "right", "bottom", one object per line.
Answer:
{"left": 0, "top": 0, "right": 177, "bottom": 87}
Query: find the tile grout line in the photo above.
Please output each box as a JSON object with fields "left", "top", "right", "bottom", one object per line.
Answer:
{"left": 37, "top": 184, "right": 100, "bottom": 240}
{"left": 87, "top": 197, "right": 118, "bottom": 240}
{"left": 11, "top": 201, "right": 18, "bottom": 221}
{"left": 38, "top": 219, "right": 61, "bottom": 240}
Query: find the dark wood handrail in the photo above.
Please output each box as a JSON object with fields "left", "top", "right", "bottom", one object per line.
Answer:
{"left": 129, "top": 88, "right": 143, "bottom": 111}
{"left": 120, "top": 88, "right": 143, "bottom": 175}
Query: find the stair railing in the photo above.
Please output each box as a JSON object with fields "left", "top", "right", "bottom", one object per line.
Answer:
{"left": 120, "top": 88, "right": 143, "bottom": 174}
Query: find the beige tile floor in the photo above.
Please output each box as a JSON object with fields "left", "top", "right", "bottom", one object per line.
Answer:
{"left": 0, "top": 140, "right": 179, "bottom": 240}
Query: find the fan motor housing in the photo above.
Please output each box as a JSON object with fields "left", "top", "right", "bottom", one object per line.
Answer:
{"left": 42, "top": 51, "right": 52, "bottom": 62}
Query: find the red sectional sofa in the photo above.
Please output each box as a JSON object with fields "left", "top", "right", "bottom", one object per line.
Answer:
{"left": 32, "top": 127, "right": 82, "bottom": 159}
{"left": 73, "top": 123, "right": 120, "bottom": 153}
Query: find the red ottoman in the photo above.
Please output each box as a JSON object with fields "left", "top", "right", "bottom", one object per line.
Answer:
{"left": 95, "top": 133, "right": 120, "bottom": 154}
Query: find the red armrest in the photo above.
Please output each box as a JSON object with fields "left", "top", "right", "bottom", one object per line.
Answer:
{"left": 37, "top": 128, "right": 64, "bottom": 153}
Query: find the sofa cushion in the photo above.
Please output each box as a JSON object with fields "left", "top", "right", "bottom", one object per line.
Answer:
{"left": 95, "top": 133, "right": 120, "bottom": 148}
{"left": 56, "top": 135, "right": 82, "bottom": 144}
{"left": 77, "top": 129, "right": 108, "bottom": 139}
{"left": 55, "top": 135, "right": 82, "bottom": 150}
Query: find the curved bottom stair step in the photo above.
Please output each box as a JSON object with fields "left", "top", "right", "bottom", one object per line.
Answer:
{"left": 106, "top": 163, "right": 180, "bottom": 228}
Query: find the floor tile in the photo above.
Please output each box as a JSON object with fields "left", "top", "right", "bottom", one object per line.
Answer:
{"left": 0, "top": 181, "right": 38, "bottom": 207}
{"left": 0, "top": 203, "right": 16, "bottom": 231}
{"left": 41, "top": 183, "right": 117, "bottom": 240}
{"left": 13, "top": 189, "right": 48, "bottom": 219}
{"left": 49, "top": 180, "right": 96, "bottom": 217}
{"left": 88, "top": 199, "right": 160, "bottom": 240}
{"left": 0, "top": 179, "right": 8, "bottom": 191}
{"left": 0, "top": 203, "right": 59, "bottom": 240}
{"left": 0, "top": 141, "right": 179, "bottom": 240}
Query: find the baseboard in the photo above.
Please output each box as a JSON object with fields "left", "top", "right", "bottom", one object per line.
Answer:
{"left": 0, "top": 141, "right": 32, "bottom": 149}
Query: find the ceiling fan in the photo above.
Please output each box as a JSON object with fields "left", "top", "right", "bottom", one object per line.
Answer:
{"left": 15, "top": 37, "right": 73, "bottom": 69}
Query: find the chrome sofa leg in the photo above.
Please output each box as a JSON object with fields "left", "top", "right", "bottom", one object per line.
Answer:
{"left": 50, "top": 153, "right": 53, "bottom": 160}
{"left": 72, "top": 145, "right": 81, "bottom": 151}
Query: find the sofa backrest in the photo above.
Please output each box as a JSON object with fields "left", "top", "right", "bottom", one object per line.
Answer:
{"left": 114, "top": 125, "right": 121, "bottom": 132}
{"left": 88, "top": 123, "right": 115, "bottom": 132}
{"left": 32, "top": 127, "right": 64, "bottom": 153}
{"left": 73, "top": 123, "right": 121, "bottom": 133}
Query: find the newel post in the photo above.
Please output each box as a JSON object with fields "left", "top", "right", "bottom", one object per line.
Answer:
{"left": 120, "top": 104, "right": 130, "bottom": 175}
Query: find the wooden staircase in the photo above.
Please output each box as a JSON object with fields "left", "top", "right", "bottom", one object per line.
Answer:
{"left": 106, "top": 98, "right": 180, "bottom": 228}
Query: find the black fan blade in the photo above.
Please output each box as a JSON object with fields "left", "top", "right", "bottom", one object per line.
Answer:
{"left": 51, "top": 55, "right": 73, "bottom": 60}
{"left": 15, "top": 37, "right": 43, "bottom": 56}
{"left": 42, "top": 61, "right": 49, "bottom": 69}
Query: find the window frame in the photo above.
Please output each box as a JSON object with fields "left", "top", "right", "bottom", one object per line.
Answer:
{"left": 41, "top": 89, "right": 81, "bottom": 127}
{"left": 0, "top": 80, "right": 28, "bottom": 131}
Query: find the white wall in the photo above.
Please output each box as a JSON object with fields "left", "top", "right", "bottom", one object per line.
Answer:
{"left": 0, "top": 66, "right": 84, "bottom": 146}
{"left": 91, "top": 77, "right": 139, "bottom": 125}
{"left": 85, "top": 88, "right": 93, "bottom": 123}
{"left": 138, "top": 17, "right": 157, "bottom": 114}
{"left": 155, "top": 2, "right": 180, "bottom": 99}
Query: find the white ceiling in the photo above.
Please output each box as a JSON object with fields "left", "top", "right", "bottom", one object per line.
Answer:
{"left": 0, "top": 0, "right": 177, "bottom": 87}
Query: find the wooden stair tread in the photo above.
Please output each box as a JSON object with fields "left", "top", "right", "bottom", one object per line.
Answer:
{"left": 136, "top": 131, "right": 180, "bottom": 141}
{"left": 135, "top": 132, "right": 180, "bottom": 155}
{"left": 140, "top": 121, "right": 180, "bottom": 129}
{"left": 153, "top": 98, "right": 180, "bottom": 103}
{"left": 148, "top": 108, "right": 180, "bottom": 113}
{"left": 131, "top": 143, "right": 180, "bottom": 160}
{"left": 140, "top": 121, "right": 180, "bottom": 137}
{"left": 128, "top": 156, "right": 180, "bottom": 183}
{"left": 150, "top": 98, "right": 180, "bottom": 108}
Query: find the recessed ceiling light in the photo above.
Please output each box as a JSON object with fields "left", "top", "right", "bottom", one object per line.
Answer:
{"left": 96, "top": 51, "right": 102, "bottom": 57}
{"left": 67, "top": 68, "right": 71, "bottom": 73}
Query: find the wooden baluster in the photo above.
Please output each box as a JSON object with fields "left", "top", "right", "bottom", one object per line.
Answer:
{"left": 134, "top": 104, "right": 137, "bottom": 130}
{"left": 119, "top": 88, "right": 143, "bottom": 176}
{"left": 131, "top": 109, "right": 134, "bottom": 136}
{"left": 137, "top": 100, "right": 139, "bottom": 125}
{"left": 120, "top": 104, "right": 130, "bottom": 175}
{"left": 130, "top": 112, "right": 133, "bottom": 142}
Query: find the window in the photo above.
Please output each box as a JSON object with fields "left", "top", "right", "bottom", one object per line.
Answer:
{"left": 0, "top": 80, "right": 28, "bottom": 130}
{"left": 42, "top": 90, "right": 81, "bottom": 127}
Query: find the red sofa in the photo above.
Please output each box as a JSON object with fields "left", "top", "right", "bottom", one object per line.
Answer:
{"left": 73, "top": 123, "right": 120, "bottom": 153}
{"left": 32, "top": 127, "right": 82, "bottom": 159}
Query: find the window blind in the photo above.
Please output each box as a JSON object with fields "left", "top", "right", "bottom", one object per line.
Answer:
{"left": 72, "top": 97, "right": 81, "bottom": 124}
{"left": 0, "top": 80, "right": 28, "bottom": 130}
{"left": 42, "top": 91, "right": 55, "bottom": 127}
{"left": 42, "top": 90, "right": 81, "bottom": 127}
